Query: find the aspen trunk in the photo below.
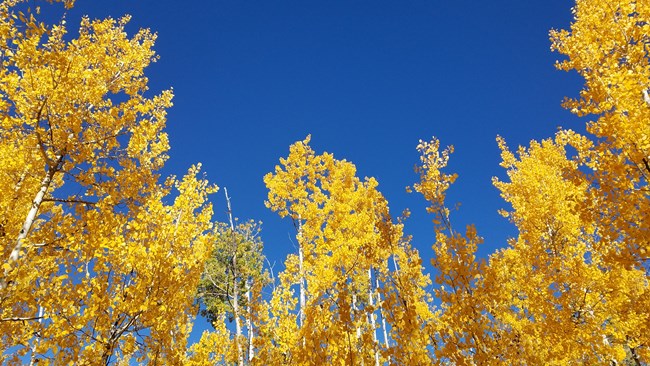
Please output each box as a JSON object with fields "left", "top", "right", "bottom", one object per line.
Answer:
{"left": 298, "top": 244, "right": 306, "bottom": 327}
{"left": 375, "top": 272, "right": 390, "bottom": 350}
{"left": 297, "top": 216, "right": 306, "bottom": 328}
{"left": 3, "top": 157, "right": 62, "bottom": 289}
{"left": 231, "top": 262, "right": 244, "bottom": 366}
{"left": 246, "top": 279, "right": 254, "bottom": 362}
{"left": 28, "top": 306, "right": 44, "bottom": 366}
{"left": 225, "top": 188, "right": 244, "bottom": 366}
{"left": 352, "top": 294, "right": 364, "bottom": 366}
{"left": 352, "top": 294, "right": 361, "bottom": 340}
{"left": 10, "top": 160, "right": 60, "bottom": 263}
{"left": 367, "top": 269, "right": 380, "bottom": 366}
{"left": 392, "top": 255, "right": 400, "bottom": 277}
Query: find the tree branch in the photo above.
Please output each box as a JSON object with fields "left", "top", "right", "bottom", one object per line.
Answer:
{"left": 42, "top": 197, "right": 97, "bottom": 206}
{"left": 0, "top": 316, "right": 44, "bottom": 322}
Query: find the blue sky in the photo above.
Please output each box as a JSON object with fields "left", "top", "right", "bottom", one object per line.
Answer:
{"left": 67, "top": 0, "right": 584, "bottom": 340}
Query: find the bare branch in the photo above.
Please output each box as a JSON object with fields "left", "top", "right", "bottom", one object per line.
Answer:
{"left": 0, "top": 316, "right": 44, "bottom": 322}
{"left": 42, "top": 197, "right": 97, "bottom": 206}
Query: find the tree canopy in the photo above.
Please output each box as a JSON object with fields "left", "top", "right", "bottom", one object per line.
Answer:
{"left": 1, "top": 0, "right": 648, "bottom": 364}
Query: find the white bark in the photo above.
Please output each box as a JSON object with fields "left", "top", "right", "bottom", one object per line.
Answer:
{"left": 352, "top": 294, "right": 364, "bottom": 366}
{"left": 352, "top": 294, "right": 361, "bottom": 339}
{"left": 246, "top": 279, "right": 254, "bottom": 362}
{"left": 28, "top": 306, "right": 44, "bottom": 366}
{"left": 297, "top": 216, "right": 306, "bottom": 328}
{"left": 3, "top": 156, "right": 62, "bottom": 289}
{"left": 368, "top": 269, "right": 380, "bottom": 366}
{"left": 225, "top": 188, "right": 244, "bottom": 366}
{"left": 376, "top": 273, "right": 390, "bottom": 350}
{"left": 10, "top": 163, "right": 58, "bottom": 262}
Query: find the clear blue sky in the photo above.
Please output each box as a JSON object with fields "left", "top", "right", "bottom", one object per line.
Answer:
{"left": 67, "top": 0, "right": 584, "bottom": 340}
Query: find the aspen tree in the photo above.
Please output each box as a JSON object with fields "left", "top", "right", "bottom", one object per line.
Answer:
{"left": 487, "top": 0, "right": 649, "bottom": 362}
{"left": 264, "top": 136, "right": 436, "bottom": 365}
{"left": 199, "top": 0, "right": 649, "bottom": 364}
{"left": 0, "top": 2, "right": 217, "bottom": 363}
{"left": 196, "top": 204, "right": 267, "bottom": 364}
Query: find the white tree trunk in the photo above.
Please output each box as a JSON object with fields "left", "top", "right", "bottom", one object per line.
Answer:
{"left": 10, "top": 163, "right": 58, "bottom": 262}
{"left": 28, "top": 306, "right": 44, "bottom": 366}
{"left": 368, "top": 269, "right": 380, "bottom": 366}
{"left": 246, "top": 279, "right": 254, "bottom": 362}
{"left": 297, "top": 216, "right": 306, "bottom": 328}
{"left": 376, "top": 272, "right": 390, "bottom": 350}
{"left": 225, "top": 188, "right": 244, "bottom": 366}
{"left": 3, "top": 157, "right": 62, "bottom": 290}
{"left": 352, "top": 294, "right": 364, "bottom": 366}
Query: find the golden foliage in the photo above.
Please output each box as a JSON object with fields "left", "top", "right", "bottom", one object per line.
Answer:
{"left": 260, "top": 136, "right": 436, "bottom": 364}
{"left": 0, "top": 1, "right": 216, "bottom": 364}
{"left": 2, "top": 0, "right": 648, "bottom": 364}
